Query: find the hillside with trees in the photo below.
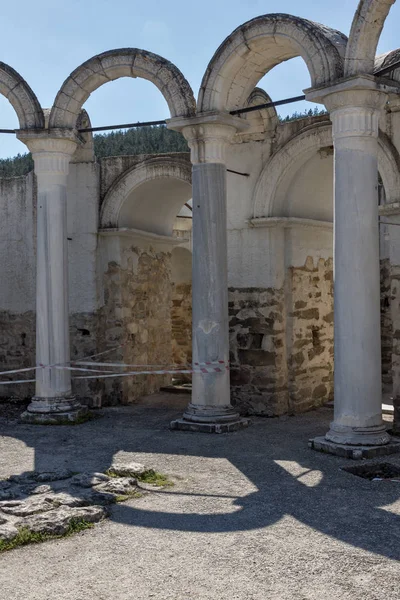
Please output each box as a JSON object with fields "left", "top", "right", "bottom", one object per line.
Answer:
{"left": 0, "top": 108, "right": 327, "bottom": 178}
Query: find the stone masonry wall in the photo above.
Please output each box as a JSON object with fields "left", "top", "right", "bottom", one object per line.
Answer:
{"left": 171, "top": 283, "right": 192, "bottom": 367}
{"left": 101, "top": 245, "right": 172, "bottom": 405}
{"left": 228, "top": 257, "right": 334, "bottom": 417}
{"left": 380, "top": 258, "right": 393, "bottom": 392}
{"left": 391, "top": 264, "right": 400, "bottom": 434}
{"left": 229, "top": 287, "right": 289, "bottom": 416}
{"left": 0, "top": 311, "right": 35, "bottom": 400}
{"left": 70, "top": 312, "right": 104, "bottom": 408}
{"left": 287, "top": 257, "right": 334, "bottom": 413}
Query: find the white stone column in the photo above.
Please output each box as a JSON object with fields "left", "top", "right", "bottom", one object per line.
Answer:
{"left": 17, "top": 133, "right": 87, "bottom": 423}
{"left": 307, "top": 77, "right": 393, "bottom": 449}
{"left": 167, "top": 114, "right": 249, "bottom": 432}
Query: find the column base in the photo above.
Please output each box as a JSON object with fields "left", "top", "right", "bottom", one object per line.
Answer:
{"left": 170, "top": 403, "right": 250, "bottom": 433}
{"left": 20, "top": 396, "right": 88, "bottom": 425}
{"left": 309, "top": 436, "right": 400, "bottom": 459}
{"left": 325, "top": 422, "right": 391, "bottom": 446}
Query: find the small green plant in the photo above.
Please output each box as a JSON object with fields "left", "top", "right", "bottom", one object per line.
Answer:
{"left": 114, "top": 492, "right": 143, "bottom": 503}
{"left": 137, "top": 469, "right": 173, "bottom": 487}
{"left": 105, "top": 468, "right": 173, "bottom": 487}
{"left": 0, "top": 519, "right": 94, "bottom": 553}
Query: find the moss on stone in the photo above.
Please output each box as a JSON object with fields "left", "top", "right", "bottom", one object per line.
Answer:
{"left": 0, "top": 519, "right": 94, "bottom": 553}
{"left": 136, "top": 469, "right": 173, "bottom": 487}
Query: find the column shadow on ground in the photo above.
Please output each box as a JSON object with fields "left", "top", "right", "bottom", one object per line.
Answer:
{"left": 0, "top": 399, "right": 399, "bottom": 561}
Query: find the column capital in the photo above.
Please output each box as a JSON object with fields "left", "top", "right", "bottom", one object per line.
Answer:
{"left": 16, "top": 129, "right": 80, "bottom": 176}
{"left": 306, "top": 76, "right": 398, "bottom": 145}
{"left": 305, "top": 75, "right": 398, "bottom": 109}
{"left": 167, "top": 112, "right": 248, "bottom": 164}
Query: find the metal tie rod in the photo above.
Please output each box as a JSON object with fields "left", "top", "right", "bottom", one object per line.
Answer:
{"left": 78, "top": 94, "right": 308, "bottom": 132}
{"left": 229, "top": 94, "right": 306, "bottom": 116}
{"left": 0, "top": 94, "right": 309, "bottom": 135}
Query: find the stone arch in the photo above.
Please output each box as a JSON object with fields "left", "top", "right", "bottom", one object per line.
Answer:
{"left": 0, "top": 62, "right": 44, "bottom": 129}
{"left": 72, "top": 109, "right": 94, "bottom": 162}
{"left": 345, "top": 0, "right": 396, "bottom": 77}
{"left": 234, "top": 88, "right": 279, "bottom": 142}
{"left": 49, "top": 49, "right": 196, "bottom": 129}
{"left": 100, "top": 156, "right": 192, "bottom": 234}
{"left": 375, "top": 47, "right": 400, "bottom": 82}
{"left": 252, "top": 123, "right": 400, "bottom": 218}
{"left": 198, "top": 14, "right": 347, "bottom": 113}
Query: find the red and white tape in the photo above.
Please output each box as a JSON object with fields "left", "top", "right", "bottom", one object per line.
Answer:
{"left": 0, "top": 352, "right": 229, "bottom": 385}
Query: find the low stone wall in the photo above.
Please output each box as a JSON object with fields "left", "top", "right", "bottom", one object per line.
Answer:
{"left": 171, "top": 283, "right": 192, "bottom": 367}
{"left": 229, "top": 287, "right": 289, "bottom": 416}
{"left": 101, "top": 245, "right": 172, "bottom": 405}
{"left": 0, "top": 311, "right": 35, "bottom": 400}
{"left": 287, "top": 257, "right": 334, "bottom": 413}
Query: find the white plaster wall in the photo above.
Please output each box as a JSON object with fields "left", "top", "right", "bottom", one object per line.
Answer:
{"left": 0, "top": 172, "right": 35, "bottom": 313}
{"left": 67, "top": 162, "right": 100, "bottom": 314}
{"left": 285, "top": 226, "right": 333, "bottom": 268}
{"left": 225, "top": 139, "right": 283, "bottom": 289}
{"left": 225, "top": 140, "right": 268, "bottom": 230}
{"left": 285, "top": 152, "right": 333, "bottom": 221}
{"left": 228, "top": 227, "right": 286, "bottom": 289}
{"left": 225, "top": 133, "right": 333, "bottom": 290}
{"left": 171, "top": 247, "right": 192, "bottom": 284}
{"left": 118, "top": 178, "right": 192, "bottom": 236}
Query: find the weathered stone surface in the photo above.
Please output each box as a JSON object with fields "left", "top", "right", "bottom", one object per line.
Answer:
{"left": 0, "top": 490, "right": 16, "bottom": 501}
{"left": 0, "top": 522, "right": 19, "bottom": 541}
{"left": 9, "top": 472, "right": 36, "bottom": 484}
{"left": 28, "top": 485, "right": 53, "bottom": 495}
{"left": 19, "top": 505, "right": 108, "bottom": 536}
{"left": 0, "top": 496, "right": 55, "bottom": 517}
{"left": 35, "top": 470, "right": 74, "bottom": 482}
{"left": 107, "top": 463, "right": 146, "bottom": 477}
{"left": 70, "top": 473, "right": 110, "bottom": 488}
{"left": 95, "top": 478, "right": 137, "bottom": 495}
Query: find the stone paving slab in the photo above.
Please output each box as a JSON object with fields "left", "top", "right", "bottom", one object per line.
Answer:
{"left": 0, "top": 394, "right": 399, "bottom": 600}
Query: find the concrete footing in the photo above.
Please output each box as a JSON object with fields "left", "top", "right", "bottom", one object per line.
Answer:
{"left": 309, "top": 435, "right": 400, "bottom": 459}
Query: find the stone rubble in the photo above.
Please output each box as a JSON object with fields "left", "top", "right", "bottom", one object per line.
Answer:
{"left": 0, "top": 462, "right": 148, "bottom": 546}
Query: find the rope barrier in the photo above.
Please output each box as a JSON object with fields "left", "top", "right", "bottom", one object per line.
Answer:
{"left": 0, "top": 343, "right": 229, "bottom": 385}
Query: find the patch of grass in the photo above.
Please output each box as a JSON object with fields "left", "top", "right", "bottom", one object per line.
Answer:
{"left": 136, "top": 469, "right": 173, "bottom": 487}
{"left": 114, "top": 492, "right": 143, "bottom": 503}
{"left": 105, "top": 468, "right": 173, "bottom": 487}
{"left": 0, "top": 519, "right": 94, "bottom": 553}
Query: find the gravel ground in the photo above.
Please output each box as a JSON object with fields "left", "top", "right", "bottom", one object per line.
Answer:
{"left": 0, "top": 394, "right": 399, "bottom": 600}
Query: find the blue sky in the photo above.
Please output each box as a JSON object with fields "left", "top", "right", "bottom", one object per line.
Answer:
{"left": 0, "top": 0, "right": 399, "bottom": 158}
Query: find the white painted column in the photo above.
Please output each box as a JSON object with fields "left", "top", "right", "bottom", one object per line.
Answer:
{"left": 168, "top": 115, "right": 249, "bottom": 432}
{"left": 308, "top": 77, "right": 391, "bottom": 446}
{"left": 17, "top": 134, "right": 87, "bottom": 423}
